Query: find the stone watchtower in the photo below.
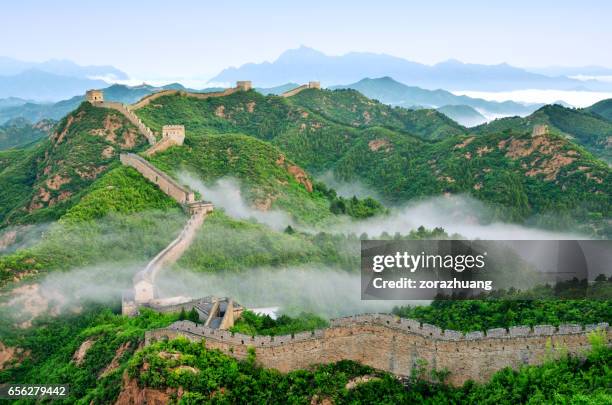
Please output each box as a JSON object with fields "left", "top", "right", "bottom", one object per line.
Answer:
{"left": 162, "top": 125, "right": 185, "bottom": 145}
{"left": 236, "top": 81, "right": 252, "bottom": 91}
{"left": 86, "top": 89, "right": 104, "bottom": 103}
{"left": 532, "top": 124, "right": 549, "bottom": 137}
{"left": 308, "top": 81, "right": 321, "bottom": 89}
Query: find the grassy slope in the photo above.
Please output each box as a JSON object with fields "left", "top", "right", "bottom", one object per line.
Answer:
{"left": 474, "top": 104, "right": 612, "bottom": 163}
{"left": 586, "top": 98, "right": 612, "bottom": 122}
{"left": 0, "top": 102, "right": 149, "bottom": 228}
{"left": 288, "top": 88, "right": 466, "bottom": 139}
{"left": 135, "top": 92, "right": 610, "bottom": 233}
{"left": 0, "top": 166, "right": 185, "bottom": 285}
{"left": 0, "top": 118, "right": 53, "bottom": 151}
{"left": 146, "top": 132, "right": 333, "bottom": 225}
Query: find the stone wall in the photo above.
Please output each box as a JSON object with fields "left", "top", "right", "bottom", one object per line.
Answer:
{"left": 96, "top": 101, "right": 156, "bottom": 145}
{"left": 130, "top": 81, "right": 251, "bottom": 110}
{"left": 280, "top": 82, "right": 321, "bottom": 98}
{"left": 144, "top": 125, "right": 185, "bottom": 157}
{"left": 532, "top": 124, "right": 549, "bottom": 137}
{"left": 146, "top": 314, "right": 610, "bottom": 386}
{"left": 120, "top": 153, "right": 195, "bottom": 204}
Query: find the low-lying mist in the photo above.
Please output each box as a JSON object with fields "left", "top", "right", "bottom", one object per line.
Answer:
{"left": 335, "top": 194, "right": 588, "bottom": 240}
{"left": 158, "top": 266, "right": 411, "bottom": 318}
{"left": 178, "top": 173, "right": 295, "bottom": 231}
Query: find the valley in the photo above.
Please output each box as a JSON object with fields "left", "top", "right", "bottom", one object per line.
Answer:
{"left": 0, "top": 80, "right": 610, "bottom": 404}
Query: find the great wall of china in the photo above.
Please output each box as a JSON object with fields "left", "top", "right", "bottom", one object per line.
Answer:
{"left": 147, "top": 314, "right": 610, "bottom": 386}
{"left": 85, "top": 83, "right": 611, "bottom": 385}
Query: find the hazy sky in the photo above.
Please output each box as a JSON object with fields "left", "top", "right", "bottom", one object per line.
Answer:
{"left": 2, "top": 0, "right": 611, "bottom": 81}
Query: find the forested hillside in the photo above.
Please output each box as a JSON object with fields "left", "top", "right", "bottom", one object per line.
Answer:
{"left": 0, "top": 102, "right": 149, "bottom": 227}
{"left": 474, "top": 104, "right": 612, "bottom": 163}
{"left": 0, "top": 118, "right": 54, "bottom": 150}
{"left": 134, "top": 90, "right": 610, "bottom": 234}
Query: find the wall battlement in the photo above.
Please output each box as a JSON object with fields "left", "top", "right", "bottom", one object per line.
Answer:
{"left": 130, "top": 81, "right": 253, "bottom": 110}
{"left": 146, "top": 314, "right": 610, "bottom": 385}
{"left": 280, "top": 81, "right": 321, "bottom": 98}
{"left": 120, "top": 153, "right": 195, "bottom": 204}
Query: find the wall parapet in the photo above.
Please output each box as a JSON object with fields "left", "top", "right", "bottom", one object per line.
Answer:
{"left": 130, "top": 81, "right": 252, "bottom": 110}
{"left": 148, "top": 314, "right": 610, "bottom": 348}
{"left": 145, "top": 315, "right": 610, "bottom": 385}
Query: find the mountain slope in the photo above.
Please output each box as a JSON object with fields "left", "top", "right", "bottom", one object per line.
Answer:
{"left": 474, "top": 104, "right": 612, "bottom": 163}
{"left": 437, "top": 105, "right": 487, "bottom": 127}
{"left": 210, "top": 46, "right": 610, "bottom": 91}
{"left": 287, "top": 88, "right": 466, "bottom": 139}
{"left": 333, "top": 77, "right": 539, "bottom": 116}
{"left": 0, "top": 118, "right": 54, "bottom": 150}
{"left": 0, "top": 69, "right": 109, "bottom": 101}
{"left": 586, "top": 99, "right": 612, "bottom": 122}
{"left": 0, "top": 83, "right": 224, "bottom": 124}
{"left": 0, "top": 102, "right": 149, "bottom": 227}
{"left": 133, "top": 90, "right": 610, "bottom": 233}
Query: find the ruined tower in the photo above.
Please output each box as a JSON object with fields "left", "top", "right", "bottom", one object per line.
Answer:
{"left": 532, "top": 124, "right": 549, "bottom": 137}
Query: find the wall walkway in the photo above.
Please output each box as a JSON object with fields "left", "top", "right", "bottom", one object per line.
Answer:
{"left": 146, "top": 314, "right": 610, "bottom": 386}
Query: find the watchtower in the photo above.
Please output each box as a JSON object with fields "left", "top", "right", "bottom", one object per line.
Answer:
{"left": 532, "top": 124, "right": 549, "bottom": 137}
{"left": 308, "top": 81, "right": 321, "bottom": 89}
{"left": 86, "top": 89, "right": 104, "bottom": 103}
{"left": 162, "top": 125, "right": 185, "bottom": 145}
{"left": 236, "top": 81, "right": 252, "bottom": 91}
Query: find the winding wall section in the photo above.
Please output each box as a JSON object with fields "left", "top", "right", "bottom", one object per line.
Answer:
{"left": 146, "top": 314, "right": 610, "bottom": 386}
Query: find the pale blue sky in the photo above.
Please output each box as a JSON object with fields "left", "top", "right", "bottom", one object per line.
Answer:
{"left": 2, "top": 0, "right": 611, "bottom": 81}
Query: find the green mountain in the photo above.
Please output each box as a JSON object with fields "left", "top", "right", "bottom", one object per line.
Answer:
{"left": 0, "top": 117, "right": 54, "bottom": 150}
{"left": 287, "top": 88, "right": 466, "bottom": 139}
{"left": 0, "top": 83, "right": 223, "bottom": 125}
{"left": 133, "top": 89, "right": 610, "bottom": 233}
{"left": 332, "top": 77, "right": 540, "bottom": 116}
{"left": 0, "top": 102, "right": 149, "bottom": 227}
{"left": 437, "top": 104, "right": 488, "bottom": 127}
{"left": 586, "top": 98, "right": 612, "bottom": 122}
{"left": 474, "top": 104, "right": 612, "bottom": 163}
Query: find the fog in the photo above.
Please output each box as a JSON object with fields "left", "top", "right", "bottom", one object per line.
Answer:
{"left": 452, "top": 89, "right": 612, "bottom": 108}
{"left": 337, "top": 194, "right": 588, "bottom": 240}
{"left": 157, "top": 266, "right": 412, "bottom": 318}
{"left": 317, "top": 171, "right": 381, "bottom": 200}
{"left": 179, "top": 173, "right": 295, "bottom": 231}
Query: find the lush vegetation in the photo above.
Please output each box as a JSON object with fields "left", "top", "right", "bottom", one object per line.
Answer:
{"left": 288, "top": 88, "right": 466, "bottom": 140}
{"left": 393, "top": 278, "right": 612, "bottom": 332}
{"left": 586, "top": 98, "right": 612, "bottom": 123}
{"left": 0, "top": 102, "right": 149, "bottom": 228}
{"left": 128, "top": 331, "right": 611, "bottom": 404}
{"left": 229, "top": 310, "right": 328, "bottom": 336}
{"left": 0, "top": 166, "right": 184, "bottom": 286}
{"left": 0, "top": 307, "right": 179, "bottom": 404}
{"left": 135, "top": 90, "right": 610, "bottom": 236}
{"left": 475, "top": 104, "right": 612, "bottom": 163}
{"left": 0, "top": 117, "right": 53, "bottom": 150}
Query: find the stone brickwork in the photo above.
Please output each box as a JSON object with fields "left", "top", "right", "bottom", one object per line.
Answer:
{"left": 146, "top": 314, "right": 610, "bottom": 386}
{"left": 144, "top": 125, "right": 186, "bottom": 156}
{"left": 130, "top": 81, "right": 252, "bottom": 110}
{"left": 86, "top": 89, "right": 104, "bottom": 103}
{"left": 280, "top": 81, "right": 322, "bottom": 97}
{"left": 118, "top": 152, "right": 213, "bottom": 310}
{"left": 532, "top": 124, "right": 549, "bottom": 137}
{"left": 120, "top": 153, "right": 195, "bottom": 204}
